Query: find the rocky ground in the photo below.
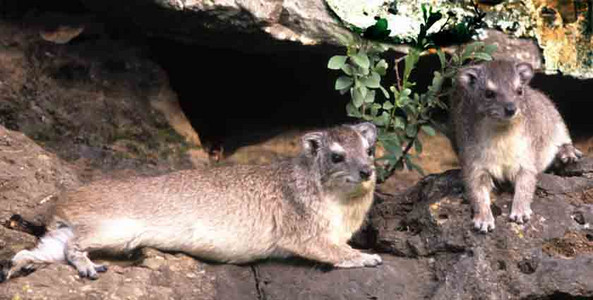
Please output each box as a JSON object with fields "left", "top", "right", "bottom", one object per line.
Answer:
{"left": 1, "top": 12, "right": 593, "bottom": 300}
{"left": 2, "top": 121, "right": 593, "bottom": 299}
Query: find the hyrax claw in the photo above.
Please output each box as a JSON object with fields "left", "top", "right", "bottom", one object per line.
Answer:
{"left": 336, "top": 253, "right": 382, "bottom": 268}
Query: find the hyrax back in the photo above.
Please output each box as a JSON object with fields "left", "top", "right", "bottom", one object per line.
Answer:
{"left": 451, "top": 60, "right": 581, "bottom": 233}
{"left": 3, "top": 123, "right": 381, "bottom": 281}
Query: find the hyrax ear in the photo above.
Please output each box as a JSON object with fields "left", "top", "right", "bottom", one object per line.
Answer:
{"left": 516, "top": 62, "right": 534, "bottom": 85}
{"left": 457, "top": 66, "right": 480, "bottom": 88}
{"left": 351, "top": 122, "right": 377, "bottom": 146}
{"left": 301, "top": 131, "right": 325, "bottom": 157}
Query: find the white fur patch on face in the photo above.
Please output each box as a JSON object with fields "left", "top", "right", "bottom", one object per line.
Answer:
{"left": 486, "top": 80, "right": 498, "bottom": 91}
{"left": 359, "top": 134, "right": 369, "bottom": 149}
{"left": 513, "top": 77, "right": 521, "bottom": 89}
{"left": 330, "top": 142, "right": 346, "bottom": 154}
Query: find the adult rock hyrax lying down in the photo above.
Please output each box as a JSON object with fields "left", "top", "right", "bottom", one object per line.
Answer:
{"left": 450, "top": 60, "right": 582, "bottom": 233}
{"left": 1, "top": 123, "right": 381, "bottom": 281}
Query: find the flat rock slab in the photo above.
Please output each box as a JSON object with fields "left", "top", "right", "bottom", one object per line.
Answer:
{"left": 2, "top": 122, "right": 593, "bottom": 299}
{"left": 369, "top": 160, "right": 593, "bottom": 299}
{"left": 252, "top": 256, "right": 435, "bottom": 300}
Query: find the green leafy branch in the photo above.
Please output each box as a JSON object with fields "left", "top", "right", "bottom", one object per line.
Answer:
{"left": 328, "top": 6, "right": 496, "bottom": 182}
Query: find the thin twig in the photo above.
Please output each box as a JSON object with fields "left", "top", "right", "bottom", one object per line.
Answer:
{"left": 378, "top": 133, "right": 419, "bottom": 183}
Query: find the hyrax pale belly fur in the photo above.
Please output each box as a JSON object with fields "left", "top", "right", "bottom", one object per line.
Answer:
{"left": 450, "top": 60, "right": 582, "bottom": 233}
{"left": 2, "top": 123, "right": 381, "bottom": 281}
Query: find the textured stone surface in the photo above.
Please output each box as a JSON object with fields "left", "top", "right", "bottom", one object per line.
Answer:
{"left": 0, "top": 21, "right": 205, "bottom": 175}
{"left": 2, "top": 124, "right": 592, "bottom": 299}
{"left": 368, "top": 160, "right": 593, "bottom": 299}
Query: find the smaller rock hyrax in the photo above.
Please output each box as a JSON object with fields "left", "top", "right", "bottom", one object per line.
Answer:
{"left": 2, "top": 123, "right": 381, "bottom": 281}
{"left": 450, "top": 60, "right": 582, "bottom": 233}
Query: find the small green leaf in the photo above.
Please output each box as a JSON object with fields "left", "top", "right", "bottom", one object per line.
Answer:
{"left": 328, "top": 55, "right": 348, "bottom": 70}
{"left": 381, "top": 138, "right": 403, "bottom": 157}
{"left": 394, "top": 116, "right": 405, "bottom": 130}
{"left": 436, "top": 48, "right": 446, "bottom": 70}
{"left": 374, "top": 59, "right": 388, "bottom": 76}
{"left": 335, "top": 76, "right": 354, "bottom": 90}
{"left": 360, "top": 71, "right": 381, "bottom": 88}
{"left": 370, "top": 103, "right": 381, "bottom": 117}
{"left": 364, "top": 18, "right": 391, "bottom": 40}
{"left": 403, "top": 49, "right": 420, "bottom": 82}
{"left": 451, "top": 53, "right": 460, "bottom": 66}
{"left": 404, "top": 155, "right": 425, "bottom": 175}
{"left": 338, "top": 87, "right": 349, "bottom": 95}
{"left": 484, "top": 44, "right": 498, "bottom": 55}
{"left": 351, "top": 51, "right": 370, "bottom": 69}
{"left": 358, "top": 66, "right": 370, "bottom": 76}
{"left": 379, "top": 85, "right": 390, "bottom": 99}
{"left": 472, "top": 52, "right": 493, "bottom": 62}
{"left": 382, "top": 101, "right": 394, "bottom": 110}
{"left": 352, "top": 88, "right": 364, "bottom": 108}
{"left": 462, "top": 42, "right": 484, "bottom": 60}
{"left": 378, "top": 132, "right": 400, "bottom": 146}
{"left": 364, "top": 90, "right": 376, "bottom": 103}
{"left": 401, "top": 88, "right": 412, "bottom": 97}
{"left": 373, "top": 111, "right": 390, "bottom": 126}
{"left": 341, "top": 64, "right": 354, "bottom": 76}
{"left": 346, "top": 103, "right": 362, "bottom": 118}
{"left": 421, "top": 125, "right": 436, "bottom": 136}
{"left": 414, "top": 139, "right": 423, "bottom": 153}
{"left": 406, "top": 124, "right": 418, "bottom": 137}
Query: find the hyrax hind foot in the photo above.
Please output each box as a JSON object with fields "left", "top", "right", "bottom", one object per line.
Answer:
{"left": 335, "top": 252, "right": 382, "bottom": 268}
{"left": 557, "top": 143, "right": 582, "bottom": 164}
{"left": 66, "top": 246, "right": 108, "bottom": 280}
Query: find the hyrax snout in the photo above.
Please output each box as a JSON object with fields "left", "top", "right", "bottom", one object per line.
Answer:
{"left": 2, "top": 122, "right": 382, "bottom": 281}
{"left": 451, "top": 60, "right": 582, "bottom": 233}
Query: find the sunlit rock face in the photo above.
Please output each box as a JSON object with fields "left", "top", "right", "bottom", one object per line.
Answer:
{"left": 326, "top": 0, "right": 593, "bottom": 78}
{"left": 525, "top": 0, "right": 593, "bottom": 78}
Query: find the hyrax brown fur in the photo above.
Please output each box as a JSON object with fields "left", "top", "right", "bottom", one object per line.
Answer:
{"left": 450, "top": 60, "right": 582, "bottom": 233}
{"left": 2, "top": 123, "right": 381, "bottom": 281}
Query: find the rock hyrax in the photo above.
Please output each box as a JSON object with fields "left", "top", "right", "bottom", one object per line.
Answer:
{"left": 450, "top": 60, "right": 581, "bottom": 233}
{"left": 2, "top": 123, "right": 381, "bottom": 281}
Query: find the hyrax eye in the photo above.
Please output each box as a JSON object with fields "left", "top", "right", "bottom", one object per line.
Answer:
{"left": 516, "top": 87, "right": 523, "bottom": 95}
{"left": 331, "top": 153, "right": 345, "bottom": 163}
{"left": 485, "top": 90, "right": 495, "bottom": 99}
{"left": 367, "top": 148, "right": 375, "bottom": 156}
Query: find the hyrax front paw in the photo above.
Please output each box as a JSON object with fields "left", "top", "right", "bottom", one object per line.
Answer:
{"left": 557, "top": 143, "right": 583, "bottom": 164}
{"left": 509, "top": 204, "right": 532, "bottom": 224}
{"left": 335, "top": 253, "right": 382, "bottom": 268}
{"left": 473, "top": 210, "right": 495, "bottom": 233}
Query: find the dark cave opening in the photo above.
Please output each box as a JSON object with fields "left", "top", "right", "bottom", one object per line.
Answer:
{"left": 531, "top": 73, "right": 593, "bottom": 140}
{"left": 2, "top": 0, "right": 593, "bottom": 154}
{"left": 147, "top": 39, "right": 352, "bottom": 153}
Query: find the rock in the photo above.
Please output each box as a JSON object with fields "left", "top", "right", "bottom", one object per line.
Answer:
{"left": 369, "top": 159, "right": 593, "bottom": 299}
{"left": 0, "top": 20, "right": 206, "bottom": 175}
{"left": 2, "top": 124, "right": 593, "bottom": 298}
{"left": 479, "top": 29, "right": 542, "bottom": 70}
{"left": 78, "top": 0, "right": 352, "bottom": 48}
{"left": 524, "top": 0, "right": 593, "bottom": 78}
{"left": 253, "top": 256, "right": 435, "bottom": 300}
{"left": 0, "top": 124, "right": 80, "bottom": 261}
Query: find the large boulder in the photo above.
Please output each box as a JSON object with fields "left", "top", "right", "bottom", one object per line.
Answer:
{"left": 369, "top": 159, "right": 593, "bottom": 299}
{"left": 0, "top": 21, "right": 206, "bottom": 175}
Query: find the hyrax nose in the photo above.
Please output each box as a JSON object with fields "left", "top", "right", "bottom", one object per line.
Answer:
{"left": 359, "top": 167, "right": 373, "bottom": 181}
{"left": 504, "top": 102, "right": 517, "bottom": 117}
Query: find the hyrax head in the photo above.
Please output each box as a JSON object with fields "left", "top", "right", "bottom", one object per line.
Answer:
{"left": 456, "top": 60, "right": 534, "bottom": 122}
{"left": 301, "top": 122, "right": 377, "bottom": 193}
